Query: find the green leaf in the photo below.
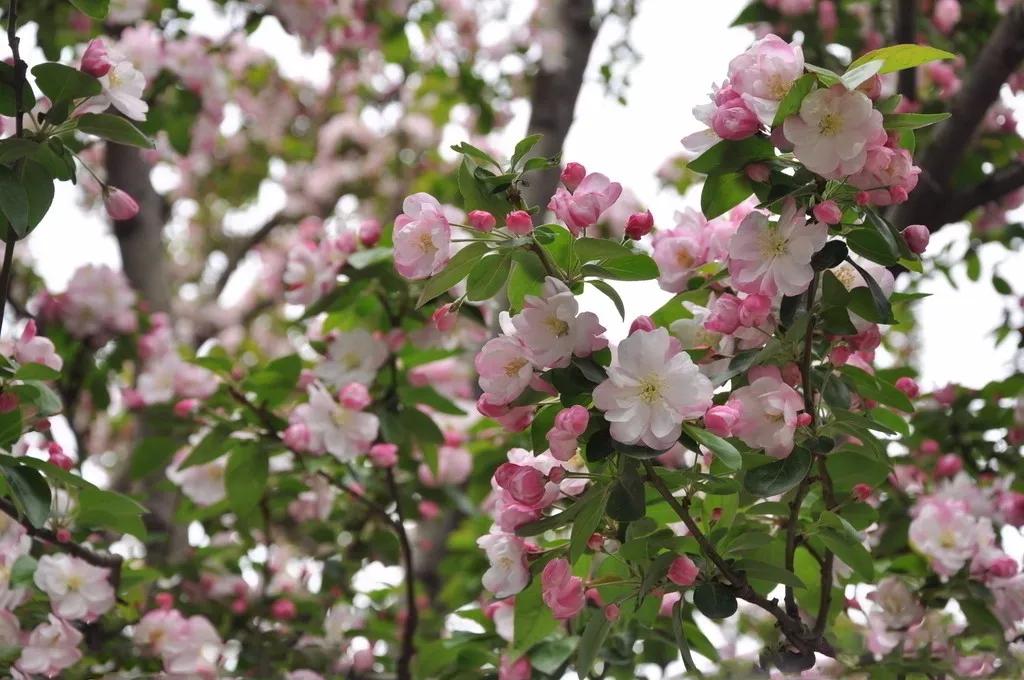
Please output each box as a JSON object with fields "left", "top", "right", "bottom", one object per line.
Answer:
{"left": 513, "top": 576, "right": 557, "bottom": 651}
{"left": 530, "top": 404, "right": 558, "bottom": 454}
{"left": 743, "top": 447, "right": 812, "bottom": 497}
{"left": 465, "top": 251, "right": 512, "bottom": 301}
{"left": 825, "top": 449, "right": 890, "bottom": 492}
{"left": 0, "top": 62, "right": 36, "bottom": 117}
{"left": 688, "top": 137, "right": 775, "bottom": 175}
{"left": 457, "top": 158, "right": 509, "bottom": 216}
{"left": 130, "top": 436, "right": 181, "bottom": 479}
{"left": 225, "top": 444, "right": 268, "bottom": 515}
{"left": 530, "top": 637, "right": 578, "bottom": 675}
{"left": 0, "top": 139, "right": 39, "bottom": 165}
{"left": 510, "top": 134, "right": 542, "bottom": 170}
{"left": 76, "top": 113, "right": 155, "bottom": 149}
{"left": 693, "top": 582, "right": 738, "bottom": 619}
{"left": 179, "top": 426, "right": 231, "bottom": 470}
{"left": 573, "top": 237, "right": 634, "bottom": 264}
{"left": 12, "top": 380, "right": 62, "bottom": 416}
{"left": 243, "top": 353, "right": 301, "bottom": 406}
{"left": 882, "top": 112, "right": 951, "bottom": 130}
{"left": 13, "top": 362, "right": 60, "bottom": 381}
{"left": 733, "top": 558, "right": 806, "bottom": 589}
{"left": 607, "top": 459, "right": 645, "bottom": 521}
{"left": 9, "top": 554, "right": 36, "bottom": 587}
{"left": 773, "top": 74, "right": 816, "bottom": 126}
{"left": 840, "top": 365, "right": 914, "bottom": 412}
{"left": 849, "top": 44, "right": 956, "bottom": 74}
{"left": 516, "top": 484, "right": 603, "bottom": 537}
{"left": 845, "top": 258, "right": 894, "bottom": 324}
{"left": 576, "top": 609, "right": 613, "bottom": 676}
{"left": 415, "top": 241, "right": 489, "bottom": 308}
{"left": 0, "top": 408, "right": 22, "bottom": 448}
{"left": 23, "top": 160, "right": 54, "bottom": 231}
{"left": 840, "top": 59, "right": 882, "bottom": 91}
{"left": 701, "top": 172, "right": 754, "bottom": 220}
{"left": 31, "top": 63, "right": 101, "bottom": 103}
{"left": 804, "top": 63, "right": 842, "bottom": 86}
{"left": 0, "top": 166, "right": 29, "bottom": 237}
{"left": 0, "top": 462, "right": 50, "bottom": 527}
{"left": 681, "top": 423, "right": 741, "bottom": 470}
{"left": 77, "top": 486, "right": 147, "bottom": 538}
{"left": 68, "top": 0, "right": 110, "bottom": 18}
{"left": 451, "top": 142, "right": 501, "bottom": 170}
{"left": 588, "top": 279, "right": 625, "bottom": 319}
{"left": 569, "top": 488, "right": 608, "bottom": 563}
{"left": 582, "top": 253, "right": 658, "bottom": 281}
{"left": 817, "top": 526, "right": 874, "bottom": 581}
{"left": 846, "top": 228, "right": 898, "bottom": 266}
{"left": 585, "top": 427, "right": 615, "bottom": 463}
{"left": 397, "top": 385, "right": 464, "bottom": 416}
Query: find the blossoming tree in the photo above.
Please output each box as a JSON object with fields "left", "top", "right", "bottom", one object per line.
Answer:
{"left": 2, "top": 0, "right": 1024, "bottom": 678}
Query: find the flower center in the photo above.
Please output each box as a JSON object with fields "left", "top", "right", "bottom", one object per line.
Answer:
{"left": 759, "top": 227, "right": 789, "bottom": 258}
{"left": 544, "top": 315, "right": 570, "bottom": 337}
{"left": 342, "top": 352, "right": 361, "bottom": 370}
{"left": 332, "top": 408, "right": 352, "bottom": 428}
{"left": 817, "top": 111, "right": 842, "bottom": 136}
{"left": 637, "top": 375, "right": 663, "bottom": 403}
{"left": 675, "top": 247, "right": 694, "bottom": 269}
{"left": 67, "top": 574, "right": 83, "bottom": 590}
{"left": 767, "top": 75, "right": 791, "bottom": 100}
{"left": 938, "top": 531, "right": 957, "bottom": 549}
{"left": 504, "top": 357, "right": 528, "bottom": 377}
{"left": 418, "top": 232, "right": 437, "bottom": 254}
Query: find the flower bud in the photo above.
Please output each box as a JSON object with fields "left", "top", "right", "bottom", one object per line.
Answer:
{"left": 604, "top": 604, "right": 621, "bottom": 621}
{"left": 934, "top": 453, "right": 962, "bottom": 478}
{"left": 282, "top": 423, "right": 311, "bottom": 453}
{"left": 587, "top": 533, "right": 604, "bottom": 551}
{"left": 0, "top": 392, "right": 17, "bottom": 413}
{"left": 744, "top": 162, "right": 771, "bottom": 183}
{"left": 418, "top": 499, "right": 440, "bottom": 520}
{"left": 505, "top": 210, "right": 533, "bottom": 236}
{"left": 554, "top": 405, "right": 589, "bottom": 436}
{"left": 358, "top": 219, "right": 381, "bottom": 247}
{"left": 154, "top": 592, "right": 174, "bottom": 610}
{"left": 173, "top": 398, "right": 199, "bottom": 418}
{"left": 231, "top": 597, "right": 248, "bottom": 614}
{"left": 49, "top": 450, "right": 74, "bottom": 471}
{"left": 796, "top": 412, "right": 813, "bottom": 427}
{"left": 104, "top": 187, "right": 140, "bottom": 221}
{"left": 704, "top": 294, "right": 741, "bottom": 334}
{"left": 431, "top": 303, "right": 457, "bottom": 332}
{"left": 338, "top": 382, "right": 371, "bottom": 410}
{"left": 368, "top": 443, "right": 398, "bottom": 468}
{"left": 628, "top": 315, "right": 656, "bottom": 335}
{"left": 271, "top": 598, "right": 296, "bottom": 621}
{"left": 560, "top": 162, "right": 587, "bottom": 192}
{"left": 855, "top": 191, "right": 871, "bottom": 206}
{"left": 494, "top": 462, "right": 547, "bottom": 507}
{"left": 704, "top": 404, "right": 739, "bottom": 437}
{"left": 902, "top": 224, "right": 930, "bottom": 254}
{"left": 919, "top": 438, "right": 941, "bottom": 456}
{"left": 624, "top": 210, "right": 654, "bottom": 240}
{"left": 738, "top": 294, "right": 772, "bottom": 327}
{"left": 80, "top": 39, "right": 112, "bottom": 78}
{"left": 852, "top": 483, "right": 873, "bottom": 501}
{"left": 547, "top": 466, "right": 566, "bottom": 484}
{"left": 467, "top": 210, "right": 496, "bottom": 232}
{"left": 895, "top": 376, "right": 919, "bottom": 399}
{"left": 812, "top": 200, "right": 842, "bottom": 225}
{"left": 667, "top": 555, "right": 699, "bottom": 586}
{"left": 56, "top": 528, "right": 72, "bottom": 543}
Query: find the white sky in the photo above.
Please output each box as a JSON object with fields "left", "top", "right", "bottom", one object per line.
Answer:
{"left": 21, "top": 0, "right": 1024, "bottom": 390}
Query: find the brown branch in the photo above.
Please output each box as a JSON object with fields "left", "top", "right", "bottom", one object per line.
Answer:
{"left": 892, "top": 5, "right": 1024, "bottom": 231}
{"left": 212, "top": 211, "right": 289, "bottom": 299}
{"left": 937, "top": 161, "right": 1024, "bottom": 229}
{"left": 521, "top": 0, "right": 600, "bottom": 212}
{"left": 643, "top": 462, "right": 835, "bottom": 658}
{"left": 813, "top": 458, "right": 839, "bottom": 638}
{"left": 386, "top": 467, "right": 418, "bottom": 680}
{"left": 894, "top": 0, "right": 917, "bottom": 100}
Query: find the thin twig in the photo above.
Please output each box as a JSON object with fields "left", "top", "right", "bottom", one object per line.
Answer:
{"left": 386, "top": 467, "right": 418, "bottom": 680}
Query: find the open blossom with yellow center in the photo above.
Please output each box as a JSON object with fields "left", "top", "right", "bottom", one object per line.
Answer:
{"left": 316, "top": 328, "right": 388, "bottom": 389}
{"left": 508, "top": 276, "right": 608, "bottom": 369}
{"left": 593, "top": 328, "right": 713, "bottom": 450}
{"left": 33, "top": 554, "right": 115, "bottom": 622}
{"left": 783, "top": 84, "right": 885, "bottom": 178}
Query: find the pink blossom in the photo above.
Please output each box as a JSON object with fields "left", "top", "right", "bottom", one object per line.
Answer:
{"left": 291, "top": 384, "right": 379, "bottom": 461}
{"left": 338, "top": 382, "right": 371, "bottom": 410}
{"left": 11, "top": 320, "right": 62, "bottom": 371}
{"left": 393, "top": 193, "right": 451, "bottom": 280}
{"left": 431, "top": 303, "right": 457, "bottom": 332}
{"left": 418, "top": 444, "right": 472, "bottom": 486}
{"left": 541, "top": 558, "right": 585, "bottom": 620}
{"left": 475, "top": 335, "right": 534, "bottom": 405}
{"left": 81, "top": 39, "right": 112, "bottom": 77}
{"left": 997, "top": 490, "right": 1024, "bottom": 527}
{"left": 104, "top": 186, "right": 140, "bottom": 220}
{"left": 668, "top": 555, "right": 700, "bottom": 586}
{"left": 728, "top": 34, "right": 805, "bottom": 124}
{"left": 368, "top": 443, "right": 398, "bottom": 468}
{"left": 848, "top": 137, "right": 920, "bottom": 206}
{"left": 494, "top": 463, "right": 548, "bottom": 507}
{"left": 499, "top": 653, "right": 532, "bottom": 680}
{"left": 467, "top": 210, "right": 496, "bottom": 232}
{"left": 869, "top": 577, "right": 924, "bottom": 629}
{"left": 63, "top": 264, "right": 137, "bottom": 337}
{"left": 546, "top": 405, "right": 590, "bottom": 460}
{"left": 783, "top": 86, "right": 885, "bottom": 178}
{"left": 508, "top": 276, "right": 607, "bottom": 368}
{"left": 283, "top": 240, "right": 336, "bottom": 305}
{"left": 629, "top": 315, "right": 656, "bottom": 335}
{"left": 316, "top": 328, "right": 387, "bottom": 389}
{"left": 505, "top": 210, "right": 534, "bottom": 236}
{"left": 934, "top": 453, "right": 963, "bottom": 478}
{"left": 902, "top": 224, "right": 930, "bottom": 254}
{"left": 711, "top": 85, "right": 761, "bottom": 140}
{"left": 478, "top": 532, "right": 530, "bottom": 598}
{"left": 548, "top": 172, "right": 623, "bottom": 236}
{"left": 282, "top": 423, "right": 311, "bottom": 452}
{"left": 652, "top": 212, "right": 709, "bottom": 293}
{"left": 728, "top": 199, "right": 827, "bottom": 297}
{"left": 933, "top": 0, "right": 961, "bottom": 33}
{"left": 739, "top": 294, "right": 772, "bottom": 327}
{"left": 159, "top": 615, "right": 223, "bottom": 678}
{"left": 895, "top": 376, "right": 919, "bottom": 398}
{"left": 909, "top": 497, "right": 991, "bottom": 577}
{"left": 704, "top": 404, "right": 740, "bottom": 437}
{"left": 593, "top": 328, "right": 714, "bottom": 450}
{"left": 16, "top": 614, "right": 83, "bottom": 677}
{"left": 34, "top": 554, "right": 115, "bottom": 622}
{"left": 728, "top": 365, "right": 804, "bottom": 457}
{"left": 134, "top": 608, "right": 188, "bottom": 654}
{"left": 560, "top": 162, "right": 587, "bottom": 192}
{"left": 704, "top": 294, "right": 742, "bottom": 334}
{"left": 168, "top": 453, "right": 227, "bottom": 506}
{"left": 358, "top": 219, "right": 381, "bottom": 247}
{"left": 812, "top": 200, "right": 842, "bottom": 225}
{"left": 819, "top": 1, "right": 838, "bottom": 32}
{"left": 625, "top": 209, "right": 654, "bottom": 239}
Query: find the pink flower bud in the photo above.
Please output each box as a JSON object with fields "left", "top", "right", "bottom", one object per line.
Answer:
{"left": 857, "top": 74, "right": 883, "bottom": 100}
{"left": 49, "top": 451, "right": 74, "bottom": 471}
{"left": 505, "top": 210, "right": 534, "bottom": 236}
{"left": 359, "top": 219, "right": 382, "bottom": 247}
{"left": 704, "top": 294, "right": 741, "bottom": 334}
{"left": 368, "top": 443, "right": 398, "bottom": 468}
{"left": 298, "top": 369, "right": 316, "bottom": 389}
{"left": 628, "top": 315, "right": 656, "bottom": 335}
{"left": 781, "top": 362, "right": 802, "bottom": 387}
{"left": 625, "top": 210, "right": 654, "bottom": 240}
{"left": 889, "top": 186, "right": 909, "bottom": 204}
{"left": 0, "top": 392, "right": 17, "bottom": 413}
{"left": 282, "top": 423, "right": 311, "bottom": 453}
{"left": 547, "top": 466, "right": 566, "bottom": 484}
{"left": 895, "top": 376, "right": 919, "bottom": 399}
{"left": 738, "top": 294, "right": 772, "bottom": 327}
{"left": 812, "top": 200, "right": 842, "bottom": 225}
{"left": 35, "top": 418, "right": 51, "bottom": 431}
{"left": 829, "top": 345, "right": 852, "bottom": 366}
{"left": 988, "top": 555, "right": 1019, "bottom": 579}
{"left": 711, "top": 101, "right": 760, "bottom": 140}
{"left": 104, "top": 187, "right": 140, "bottom": 221}
{"left": 418, "top": 499, "right": 440, "bottom": 520}
{"left": 902, "top": 224, "right": 930, "bottom": 254}
{"left": 554, "top": 405, "right": 590, "bottom": 436}
{"left": 604, "top": 603, "right": 621, "bottom": 621}
{"left": 855, "top": 191, "right": 871, "bottom": 206}
{"left": 796, "top": 412, "right": 813, "bottom": 427}
{"left": 432, "top": 303, "right": 457, "bottom": 332}
{"left": 271, "top": 598, "right": 296, "bottom": 620}
{"left": 56, "top": 528, "right": 72, "bottom": 543}
{"left": 476, "top": 394, "right": 509, "bottom": 419}
{"left": 173, "top": 398, "right": 199, "bottom": 418}
{"left": 919, "top": 438, "right": 940, "bottom": 456}
{"left": 338, "top": 382, "right": 371, "bottom": 410}
{"left": 154, "top": 592, "right": 174, "bottom": 610}
{"left": 935, "top": 453, "right": 962, "bottom": 478}
{"left": 560, "top": 162, "right": 587, "bottom": 192}
{"left": 80, "top": 39, "right": 112, "bottom": 77}
{"left": 852, "top": 483, "right": 873, "bottom": 501}
{"left": 352, "top": 648, "right": 375, "bottom": 672}
{"left": 467, "top": 210, "right": 496, "bottom": 232}
{"left": 667, "top": 555, "right": 700, "bottom": 586}
{"left": 587, "top": 533, "right": 604, "bottom": 551}
{"left": 704, "top": 404, "right": 739, "bottom": 437}
{"left": 934, "top": 383, "right": 957, "bottom": 406}
{"left": 744, "top": 162, "right": 771, "bottom": 183}
{"left": 494, "top": 462, "right": 548, "bottom": 507}
{"left": 231, "top": 597, "right": 248, "bottom": 614}
{"left": 818, "top": 0, "right": 838, "bottom": 32}
{"left": 47, "top": 441, "right": 63, "bottom": 456}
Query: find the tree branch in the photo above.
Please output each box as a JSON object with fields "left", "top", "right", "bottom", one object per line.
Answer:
{"left": 386, "top": 467, "right": 418, "bottom": 680}
{"left": 937, "top": 161, "right": 1024, "bottom": 229}
{"left": 892, "top": 5, "right": 1024, "bottom": 231}
{"left": 212, "top": 211, "right": 289, "bottom": 299}
{"left": 894, "top": 0, "right": 917, "bottom": 100}
{"left": 521, "top": 0, "right": 600, "bottom": 212}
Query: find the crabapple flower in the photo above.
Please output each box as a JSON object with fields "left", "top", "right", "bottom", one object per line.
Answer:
{"left": 477, "top": 532, "right": 530, "bottom": 598}
{"left": 933, "top": 0, "right": 961, "bottom": 33}
{"left": 652, "top": 210, "right": 709, "bottom": 293}
{"left": 548, "top": 172, "right": 623, "bottom": 236}
{"left": 902, "top": 224, "right": 930, "bottom": 254}
{"left": 494, "top": 463, "right": 549, "bottom": 507}
{"left": 168, "top": 454, "right": 227, "bottom": 506}
{"left": 291, "top": 384, "right": 379, "bottom": 461}
{"left": 711, "top": 84, "right": 761, "bottom": 140}
{"left": 418, "top": 442, "right": 472, "bottom": 487}
{"left": 467, "top": 210, "right": 496, "bottom": 231}
{"left": 16, "top": 614, "right": 83, "bottom": 677}
{"left": 541, "top": 558, "right": 585, "bottom": 620}
{"left": 507, "top": 277, "right": 607, "bottom": 368}
{"left": 869, "top": 577, "right": 924, "bottom": 629}
{"left": 63, "top": 264, "right": 137, "bottom": 337}
{"left": 593, "top": 328, "right": 714, "bottom": 450}
{"left": 547, "top": 405, "right": 589, "bottom": 461}
{"left": 727, "top": 365, "right": 804, "bottom": 457}
{"left": 728, "top": 199, "right": 827, "bottom": 297}
{"left": 812, "top": 200, "right": 842, "bottom": 225}
{"left": 848, "top": 136, "right": 920, "bottom": 206}
{"left": 500, "top": 653, "right": 532, "bottom": 680}
{"left": 86, "top": 53, "right": 149, "bottom": 121}
{"left": 315, "top": 328, "right": 388, "bottom": 388}
{"left": 560, "top": 162, "right": 586, "bottom": 191}
{"left": 909, "top": 497, "right": 992, "bottom": 578}
{"left": 505, "top": 210, "right": 534, "bottom": 235}
{"left": 104, "top": 186, "right": 140, "bottom": 220}
{"left": 160, "top": 615, "right": 223, "bottom": 678}
{"left": 80, "top": 39, "right": 112, "bottom": 77}
{"left": 704, "top": 404, "right": 740, "bottom": 437}
{"left": 727, "top": 34, "right": 804, "bottom": 124}
{"left": 34, "top": 554, "right": 115, "bottom": 621}
{"left": 476, "top": 335, "right": 534, "bottom": 405}
{"left": 283, "top": 241, "right": 336, "bottom": 305}
{"left": 393, "top": 193, "right": 451, "bottom": 280}
{"left": 783, "top": 85, "right": 885, "bottom": 178}
{"left": 668, "top": 555, "right": 700, "bottom": 586}
{"left": 11, "top": 320, "right": 62, "bottom": 371}
{"left": 134, "top": 607, "right": 188, "bottom": 654}
{"left": 625, "top": 210, "right": 654, "bottom": 239}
